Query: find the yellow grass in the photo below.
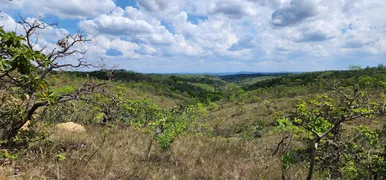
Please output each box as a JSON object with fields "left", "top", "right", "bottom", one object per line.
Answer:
{"left": 0, "top": 125, "right": 311, "bottom": 179}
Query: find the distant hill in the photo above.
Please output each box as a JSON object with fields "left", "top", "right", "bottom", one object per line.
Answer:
{"left": 245, "top": 65, "right": 386, "bottom": 91}
{"left": 147, "top": 71, "right": 299, "bottom": 76}
{"left": 219, "top": 72, "right": 290, "bottom": 82}
{"left": 63, "top": 70, "right": 230, "bottom": 103}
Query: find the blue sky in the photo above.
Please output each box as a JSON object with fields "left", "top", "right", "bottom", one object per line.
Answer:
{"left": 1, "top": 0, "right": 386, "bottom": 73}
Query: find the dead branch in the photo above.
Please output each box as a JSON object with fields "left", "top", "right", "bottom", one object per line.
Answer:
{"left": 272, "top": 135, "right": 289, "bottom": 156}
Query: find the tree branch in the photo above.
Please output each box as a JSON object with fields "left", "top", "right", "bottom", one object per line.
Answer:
{"left": 272, "top": 136, "right": 289, "bottom": 156}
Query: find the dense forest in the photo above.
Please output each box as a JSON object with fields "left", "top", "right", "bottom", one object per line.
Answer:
{"left": 1, "top": 23, "right": 386, "bottom": 180}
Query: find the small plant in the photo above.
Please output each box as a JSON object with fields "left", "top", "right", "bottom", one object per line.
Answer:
{"left": 55, "top": 153, "right": 66, "bottom": 161}
{"left": 145, "top": 103, "right": 208, "bottom": 159}
{"left": 0, "top": 149, "right": 18, "bottom": 160}
{"left": 232, "top": 106, "right": 246, "bottom": 117}
{"left": 208, "top": 102, "right": 219, "bottom": 111}
{"left": 240, "top": 121, "right": 266, "bottom": 140}
{"left": 281, "top": 150, "right": 299, "bottom": 171}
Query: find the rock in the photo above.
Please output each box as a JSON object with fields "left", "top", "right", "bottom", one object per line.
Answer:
{"left": 55, "top": 122, "right": 86, "bottom": 133}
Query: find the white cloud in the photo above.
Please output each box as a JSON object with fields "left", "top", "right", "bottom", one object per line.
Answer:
{"left": 137, "top": 0, "right": 180, "bottom": 13}
{"left": 80, "top": 14, "right": 154, "bottom": 35}
{"left": 210, "top": 0, "right": 258, "bottom": 18}
{"left": 0, "top": 12, "right": 21, "bottom": 33}
{"left": 295, "top": 20, "right": 340, "bottom": 42}
{"left": 2, "top": 0, "right": 116, "bottom": 19}
{"left": 0, "top": 13, "right": 69, "bottom": 45}
{"left": 1, "top": 0, "right": 386, "bottom": 72}
{"left": 271, "top": 0, "right": 318, "bottom": 26}
{"left": 170, "top": 11, "right": 237, "bottom": 54}
{"left": 80, "top": 7, "right": 206, "bottom": 58}
{"left": 80, "top": 7, "right": 171, "bottom": 39}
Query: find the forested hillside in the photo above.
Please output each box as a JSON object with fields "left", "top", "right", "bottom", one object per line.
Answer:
{"left": 1, "top": 25, "right": 386, "bottom": 179}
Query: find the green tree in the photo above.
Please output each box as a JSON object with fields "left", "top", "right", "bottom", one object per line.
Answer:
{"left": 275, "top": 82, "right": 384, "bottom": 179}
{"left": 0, "top": 18, "right": 105, "bottom": 144}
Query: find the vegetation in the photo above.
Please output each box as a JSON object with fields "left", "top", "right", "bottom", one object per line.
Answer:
{"left": 0, "top": 19, "right": 106, "bottom": 144}
{"left": 1, "top": 20, "right": 386, "bottom": 179}
{"left": 219, "top": 72, "right": 289, "bottom": 85}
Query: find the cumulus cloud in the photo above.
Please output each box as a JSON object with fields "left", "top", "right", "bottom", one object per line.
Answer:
{"left": 0, "top": 13, "right": 69, "bottom": 44}
{"left": 1, "top": 0, "right": 386, "bottom": 72}
{"left": 0, "top": 12, "right": 21, "bottom": 33}
{"left": 228, "top": 36, "right": 255, "bottom": 51}
{"left": 2, "top": 0, "right": 116, "bottom": 19}
{"left": 179, "top": 0, "right": 265, "bottom": 19}
{"left": 342, "top": 28, "right": 380, "bottom": 49}
{"left": 80, "top": 15, "right": 153, "bottom": 35}
{"left": 247, "top": 0, "right": 282, "bottom": 9}
{"left": 211, "top": 1, "right": 255, "bottom": 18}
{"left": 79, "top": 7, "right": 175, "bottom": 44}
{"left": 80, "top": 7, "right": 207, "bottom": 58}
{"left": 171, "top": 11, "right": 237, "bottom": 51}
{"left": 296, "top": 21, "right": 340, "bottom": 42}
{"left": 271, "top": 0, "right": 318, "bottom": 27}
{"left": 137, "top": 0, "right": 180, "bottom": 13}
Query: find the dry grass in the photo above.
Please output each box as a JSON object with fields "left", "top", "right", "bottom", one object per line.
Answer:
{"left": 205, "top": 97, "right": 299, "bottom": 137}
{"left": 3, "top": 83, "right": 385, "bottom": 179}
{"left": 0, "top": 125, "right": 310, "bottom": 180}
{"left": 2, "top": 102, "right": 384, "bottom": 179}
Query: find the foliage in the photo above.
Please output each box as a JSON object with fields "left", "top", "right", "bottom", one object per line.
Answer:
{"left": 338, "top": 125, "right": 386, "bottom": 179}
{"left": 71, "top": 70, "right": 229, "bottom": 104}
{"left": 274, "top": 81, "right": 385, "bottom": 179}
{"left": 281, "top": 150, "right": 299, "bottom": 170}
{"left": 147, "top": 103, "right": 208, "bottom": 149}
{"left": 246, "top": 65, "right": 386, "bottom": 98}
{"left": 0, "top": 19, "right": 104, "bottom": 146}
{"left": 219, "top": 73, "right": 287, "bottom": 84}
{"left": 0, "top": 26, "right": 51, "bottom": 142}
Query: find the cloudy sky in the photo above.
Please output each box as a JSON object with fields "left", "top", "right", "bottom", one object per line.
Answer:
{"left": 1, "top": 0, "right": 385, "bottom": 73}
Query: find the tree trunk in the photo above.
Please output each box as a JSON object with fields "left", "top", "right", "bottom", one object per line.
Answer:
{"left": 2, "top": 96, "right": 47, "bottom": 143}
{"left": 2, "top": 113, "right": 33, "bottom": 142}
{"left": 307, "top": 141, "right": 319, "bottom": 180}
{"left": 3, "top": 121, "right": 25, "bottom": 140}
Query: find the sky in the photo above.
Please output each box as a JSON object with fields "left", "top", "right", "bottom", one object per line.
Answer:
{"left": 0, "top": 0, "right": 385, "bottom": 73}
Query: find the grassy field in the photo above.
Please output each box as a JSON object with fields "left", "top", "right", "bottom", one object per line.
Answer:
{"left": 1, "top": 67, "right": 386, "bottom": 179}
